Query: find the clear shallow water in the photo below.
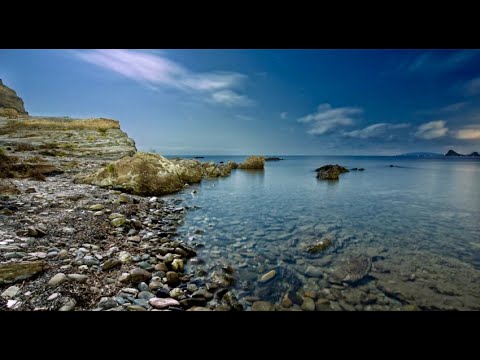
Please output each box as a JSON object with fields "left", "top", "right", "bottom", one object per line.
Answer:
{"left": 166, "top": 156, "right": 480, "bottom": 310}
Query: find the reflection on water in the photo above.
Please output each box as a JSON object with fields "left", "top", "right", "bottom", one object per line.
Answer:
{"left": 167, "top": 156, "right": 480, "bottom": 310}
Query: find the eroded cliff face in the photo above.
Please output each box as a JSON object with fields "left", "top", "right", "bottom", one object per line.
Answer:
{"left": 0, "top": 79, "right": 28, "bottom": 118}
{"left": 0, "top": 117, "right": 137, "bottom": 169}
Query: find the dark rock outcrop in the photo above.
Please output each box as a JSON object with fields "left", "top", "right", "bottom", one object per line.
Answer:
{"left": 315, "top": 164, "right": 349, "bottom": 180}
{"left": 0, "top": 79, "right": 28, "bottom": 118}
{"left": 468, "top": 152, "right": 479, "bottom": 157}
{"left": 265, "top": 157, "right": 284, "bottom": 161}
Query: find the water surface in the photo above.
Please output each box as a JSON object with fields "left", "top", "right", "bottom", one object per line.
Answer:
{"left": 166, "top": 156, "right": 480, "bottom": 310}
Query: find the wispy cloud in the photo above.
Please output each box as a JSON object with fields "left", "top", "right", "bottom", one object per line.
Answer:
{"left": 415, "top": 120, "right": 449, "bottom": 140}
{"left": 235, "top": 114, "right": 255, "bottom": 121}
{"left": 343, "top": 123, "right": 410, "bottom": 139}
{"left": 408, "top": 50, "right": 480, "bottom": 73}
{"left": 463, "top": 76, "right": 480, "bottom": 96}
{"left": 297, "top": 103, "right": 361, "bottom": 135}
{"left": 210, "top": 90, "right": 253, "bottom": 107}
{"left": 455, "top": 125, "right": 480, "bottom": 140}
{"left": 280, "top": 112, "right": 288, "bottom": 119}
{"left": 75, "top": 49, "right": 252, "bottom": 106}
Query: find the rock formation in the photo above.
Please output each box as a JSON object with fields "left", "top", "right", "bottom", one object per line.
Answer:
{"left": 0, "top": 79, "right": 28, "bottom": 118}
{"left": 238, "top": 156, "right": 265, "bottom": 170}
{"left": 315, "top": 164, "right": 349, "bottom": 180}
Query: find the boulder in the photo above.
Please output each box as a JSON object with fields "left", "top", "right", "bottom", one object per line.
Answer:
{"left": 315, "top": 164, "right": 349, "bottom": 180}
{"left": 238, "top": 156, "right": 265, "bottom": 170}
{"left": 77, "top": 152, "right": 186, "bottom": 196}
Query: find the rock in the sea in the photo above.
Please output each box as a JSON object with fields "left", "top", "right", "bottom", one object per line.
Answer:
{"left": 301, "top": 297, "right": 315, "bottom": 311}
{"left": 330, "top": 255, "right": 372, "bottom": 285}
{"left": 251, "top": 301, "right": 275, "bottom": 311}
{"left": 238, "top": 156, "right": 265, "bottom": 170}
{"left": 305, "top": 238, "right": 333, "bottom": 253}
{"left": 149, "top": 297, "right": 180, "bottom": 309}
{"left": 0, "top": 79, "right": 28, "bottom": 117}
{"left": 305, "top": 265, "right": 323, "bottom": 278}
{"left": 259, "top": 270, "right": 276, "bottom": 283}
{"left": 187, "top": 306, "right": 212, "bottom": 311}
{"left": 223, "top": 291, "right": 243, "bottom": 311}
{"left": 315, "top": 164, "right": 349, "bottom": 180}
{"left": 265, "top": 157, "right": 283, "bottom": 161}
{"left": 0, "top": 261, "right": 46, "bottom": 285}
{"left": 76, "top": 152, "right": 188, "bottom": 196}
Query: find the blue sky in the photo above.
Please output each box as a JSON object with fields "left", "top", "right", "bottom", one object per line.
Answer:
{"left": 1, "top": 49, "right": 480, "bottom": 155}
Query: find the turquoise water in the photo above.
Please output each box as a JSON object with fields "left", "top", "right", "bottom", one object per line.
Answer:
{"left": 166, "top": 156, "right": 480, "bottom": 310}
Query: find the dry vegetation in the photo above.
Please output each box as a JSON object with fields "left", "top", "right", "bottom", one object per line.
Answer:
{"left": 0, "top": 118, "right": 120, "bottom": 134}
{"left": 0, "top": 148, "right": 61, "bottom": 181}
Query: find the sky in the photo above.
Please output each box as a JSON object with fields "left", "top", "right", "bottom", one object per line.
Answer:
{"left": 1, "top": 49, "right": 480, "bottom": 155}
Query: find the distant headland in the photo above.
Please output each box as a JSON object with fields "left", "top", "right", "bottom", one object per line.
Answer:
{"left": 398, "top": 150, "right": 479, "bottom": 157}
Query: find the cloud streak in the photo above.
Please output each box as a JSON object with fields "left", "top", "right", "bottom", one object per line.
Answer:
{"left": 210, "top": 90, "right": 253, "bottom": 107}
{"left": 280, "top": 112, "right": 288, "bottom": 119}
{"left": 297, "top": 103, "right": 361, "bottom": 135}
{"left": 415, "top": 120, "right": 449, "bottom": 140}
{"left": 409, "top": 50, "right": 480, "bottom": 73}
{"left": 463, "top": 76, "right": 480, "bottom": 96}
{"left": 343, "top": 123, "right": 410, "bottom": 139}
{"left": 75, "top": 49, "right": 252, "bottom": 106}
{"left": 455, "top": 125, "right": 480, "bottom": 140}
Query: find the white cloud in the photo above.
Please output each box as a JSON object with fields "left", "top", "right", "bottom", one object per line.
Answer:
{"left": 210, "top": 90, "right": 253, "bottom": 107}
{"left": 455, "top": 125, "right": 480, "bottom": 140}
{"left": 297, "top": 103, "right": 361, "bottom": 135}
{"left": 280, "top": 112, "right": 288, "bottom": 119}
{"left": 75, "top": 49, "right": 252, "bottom": 106}
{"left": 343, "top": 123, "right": 410, "bottom": 139}
{"left": 415, "top": 120, "right": 449, "bottom": 140}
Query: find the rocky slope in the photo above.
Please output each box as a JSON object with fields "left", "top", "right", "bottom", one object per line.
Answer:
{"left": 0, "top": 80, "right": 28, "bottom": 118}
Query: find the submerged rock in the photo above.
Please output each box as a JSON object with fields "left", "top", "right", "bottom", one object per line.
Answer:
{"left": 238, "top": 156, "right": 265, "bottom": 170}
{"left": 330, "top": 255, "right": 372, "bottom": 285}
{"left": 305, "top": 238, "right": 333, "bottom": 253}
{"left": 315, "top": 164, "right": 349, "bottom": 180}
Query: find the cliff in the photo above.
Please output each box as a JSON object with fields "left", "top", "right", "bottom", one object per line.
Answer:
{"left": 0, "top": 79, "right": 28, "bottom": 118}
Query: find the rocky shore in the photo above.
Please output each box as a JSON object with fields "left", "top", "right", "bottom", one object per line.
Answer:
{"left": 0, "top": 114, "right": 246, "bottom": 311}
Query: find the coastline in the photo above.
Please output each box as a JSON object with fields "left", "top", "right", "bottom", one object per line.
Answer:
{"left": 0, "top": 116, "right": 241, "bottom": 311}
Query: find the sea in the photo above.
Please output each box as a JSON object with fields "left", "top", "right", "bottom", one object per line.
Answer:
{"left": 164, "top": 155, "right": 480, "bottom": 310}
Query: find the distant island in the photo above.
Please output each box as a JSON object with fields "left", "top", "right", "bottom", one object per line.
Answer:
{"left": 398, "top": 150, "right": 479, "bottom": 157}
{"left": 445, "top": 150, "right": 479, "bottom": 157}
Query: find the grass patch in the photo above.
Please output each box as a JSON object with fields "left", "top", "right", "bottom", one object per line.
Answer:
{"left": 39, "top": 142, "right": 60, "bottom": 150}
{"left": 0, "top": 151, "right": 62, "bottom": 181}
{"left": 97, "top": 128, "right": 108, "bottom": 136}
{"left": 59, "top": 143, "right": 76, "bottom": 150}
{"left": 0, "top": 180, "right": 21, "bottom": 195}
{"left": 0, "top": 118, "right": 120, "bottom": 133}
